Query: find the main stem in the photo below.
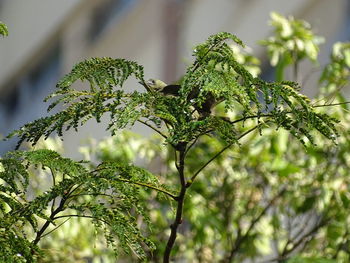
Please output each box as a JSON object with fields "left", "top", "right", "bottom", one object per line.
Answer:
{"left": 163, "top": 148, "right": 187, "bottom": 263}
{"left": 33, "top": 196, "right": 67, "bottom": 246}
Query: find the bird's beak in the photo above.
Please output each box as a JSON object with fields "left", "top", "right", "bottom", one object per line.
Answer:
{"left": 138, "top": 80, "right": 151, "bottom": 92}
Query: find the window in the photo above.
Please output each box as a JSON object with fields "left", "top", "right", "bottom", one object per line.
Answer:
{"left": 0, "top": 44, "right": 61, "bottom": 154}
{"left": 88, "top": 0, "right": 138, "bottom": 41}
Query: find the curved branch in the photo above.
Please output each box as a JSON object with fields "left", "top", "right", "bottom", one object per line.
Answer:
{"left": 137, "top": 120, "right": 167, "bottom": 139}
{"left": 313, "top": 101, "right": 350, "bottom": 108}
{"left": 188, "top": 124, "right": 261, "bottom": 185}
{"left": 227, "top": 187, "right": 287, "bottom": 262}
{"left": 49, "top": 168, "right": 57, "bottom": 213}
{"left": 53, "top": 214, "right": 109, "bottom": 225}
{"left": 230, "top": 114, "right": 273, "bottom": 124}
{"left": 40, "top": 218, "right": 71, "bottom": 239}
{"left": 117, "top": 178, "right": 178, "bottom": 200}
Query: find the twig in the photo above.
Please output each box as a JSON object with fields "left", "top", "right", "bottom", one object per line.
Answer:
{"left": 311, "top": 84, "right": 347, "bottom": 106}
{"left": 53, "top": 214, "right": 109, "bottom": 225}
{"left": 230, "top": 114, "right": 273, "bottom": 124}
{"left": 313, "top": 101, "right": 350, "bottom": 108}
{"left": 40, "top": 217, "right": 71, "bottom": 239}
{"left": 293, "top": 48, "right": 299, "bottom": 83}
{"left": 67, "top": 192, "right": 114, "bottom": 199}
{"left": 174, "top": 148, "right": 179, "bottom": 170}
{"left": 137, "top": 120, "right": 167, "bottom": 139}
{"left": 279, "top": 216, "right": 330, "bottom": 260}
{"left": 227, "top": 187, "right": 287, "bottom": 262}
{"left": 32, "top": 195, "right": 68, "bottom": 246}
{"left": 49, "top": 168, "right": 57, "bottom": 214}
{"left": 333, "top": 228, "right": 349, "bottom": 259}
{"left": 117, "top": 178, "right": 178, "bottom": 200}
{"left": 188, "top": 125, "right": 260, "bottom": 185}
{"left": 185, "top": 137, "right": 199, "bottom": 155}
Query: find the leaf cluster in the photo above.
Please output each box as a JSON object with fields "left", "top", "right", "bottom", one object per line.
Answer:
{"left": 8, "top": 32, "right": 338, "bottom": 150}
{"left": 0, "top": 149, "right": 167, "bottom": 261}
{"left": 260, "top": 12, "right": 324, "bottom": 66}
{"left": 0, "top": 21, "right": 8, "bottom": 37}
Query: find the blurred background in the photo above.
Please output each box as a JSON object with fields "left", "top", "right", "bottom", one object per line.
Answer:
{"left": 0, "top": 0, "right": 349, "bottom": 156}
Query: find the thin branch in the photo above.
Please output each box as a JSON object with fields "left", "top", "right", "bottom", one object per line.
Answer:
{"left": 49, "top": 168, "right": 56, "bottom": 214}
{"left": 67, "top": 192, "right": 115, "bottom": 200}
{"left": 53, "top": 214, "right": 109, "bottom": 225}
{"left": 313, "top": 101, "right": 350, "bottom": 108}
{"left": 278, "top": 216, "right": 330, "bottom": 261}
{"left": 230, "top": 114, "right": 273, "bottom": 125}
{"left": 174, "top": 148, "right": 179, "bottom": 170}
{"left": 137, "top": 120, "right": 167, "bottom": 139}
{"left": 90, "top": 166, "right": 177, "bottom": 199}
{"left": 191, "top": 42, "right": 220, "bottom": 73}
{"left": 117, "top": 178, "right": 178, "bottom": 200}
{"left": 229, "top": 100, "right": 350, "bottom": 127}
{"left": 293, "top": 47, "right": 299, "bottom": 83}
{"left": 227, "top": 187, "right": 287, "bottom": 262}
{"left": 188, "top": 125, "right": 260, "bottom": 185}
{"left": 40, "top": 217, "right": 71, "bottom": 239}
{"left": 185, "top": 137, "right": 199, "bottom": 155}
{"left": 333, "top": 228, "right": 349, "bottom": 259}
{"left": 311, "top": 84, "right": 347, "bottom": 106}
{"left": 138, "top": 79, "right": 152, "bottom": 92}
{"left": 66, "top": 182, "right": 84, "bottom": 196}
{"left": 32, "top": 195, "right": 68, "bottom": 245}
{"left": 301, "top": 66, "right": 323, "bottom": 87}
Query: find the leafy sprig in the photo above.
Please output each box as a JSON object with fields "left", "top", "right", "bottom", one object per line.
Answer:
{"left": 0, "top": 149, "right": 169, "bottom": 261}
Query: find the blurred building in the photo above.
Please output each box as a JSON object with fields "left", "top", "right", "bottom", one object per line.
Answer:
{"left": 0, "top": 0, "right": 349, "bottom": 156}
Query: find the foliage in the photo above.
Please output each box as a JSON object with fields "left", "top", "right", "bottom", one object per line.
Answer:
{"left": 0, "top": 148, "right": 165, "bottom": 262}
{"left": 1, "top": 12, "right": 349, "bottom": 263}
{"left": 8, "top": 31, "right": 338, "bottom": 148}
{"left": 0, "top": 21, "right": 8, "bottom": 37}
{"left": 260, "top": 12, "right": 324, "bottom": 81}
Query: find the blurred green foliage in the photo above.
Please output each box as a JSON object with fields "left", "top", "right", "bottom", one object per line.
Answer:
{"left": 1, "top": 12, "right": 350, "bottom": 263}
{"left": 0, "top": 21, "right": 8, "bottom": 36}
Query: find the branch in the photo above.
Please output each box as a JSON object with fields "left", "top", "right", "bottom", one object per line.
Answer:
{"left": 163, "top": 148, "right": 187, "bottom": 262}
{"left": 49, "top": 168, "right": 57, "bottom": 214}
{"left": 40, "top": 217, "right": 71, "bottom": 239}
{"left": 191, "top": 42, "right": 220, "bottom": 73}
{"left": 117, "top": 178, "right": 178, "bottom": 200}
{"left": 53, "top": 214, "right": 109, "bottom": 225}
{"left": 185, "top": 136, "right": 199, "bottom": 155}
{"left": 267, "top": 215, "right": 331, "bottom": 263}
{"left": 67, "top": 192, "right": 115, "bottom": 200}
{"left": 311, "top": 83, "right": 347, "bottom": 106}
{"left": 313, "top": 101, "right": 350, "bottom": 108}
{"left": 229, "top": 100, "right": 350, "bottom": 128}
{"left": 333, "top": 228, "right": 349, "bottom": 259}
{"left": 260, "top": 220, "right": 325, "bottom": 263}
{"left": 188, "top": 125, "right": 261, "bottom": 185}
{"left": 227, "top": 187, "right": 287, "bottom": 262}
{"left": 137, "top": 119, "right": 167, "bottom": 139}
{"left": 230, "top": 114, "right": 273, "bottom": 124}
{"left": 283, "top": 216, "right": 329, "bottom": 256}
{"left": 32, "top": 194, "right": 68, "bottom": 246}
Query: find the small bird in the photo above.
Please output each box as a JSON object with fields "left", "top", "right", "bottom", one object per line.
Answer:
{"left": 140, "top": 78, "right": 223, "bottom": 118}
{"left": 141, "top": 79, "right": 181, "bottom": 96}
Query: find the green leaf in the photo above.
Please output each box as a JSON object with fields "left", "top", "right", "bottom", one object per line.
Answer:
{"left": 288, "top": 256, "right": 337, "bottom": 263}
{"left": 0, "top": 22, "right": 8, "bottom": 36}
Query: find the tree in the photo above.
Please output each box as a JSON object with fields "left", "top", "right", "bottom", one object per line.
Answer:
{"left": 0, "top": 13, "right": 349, "bottom": 262}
